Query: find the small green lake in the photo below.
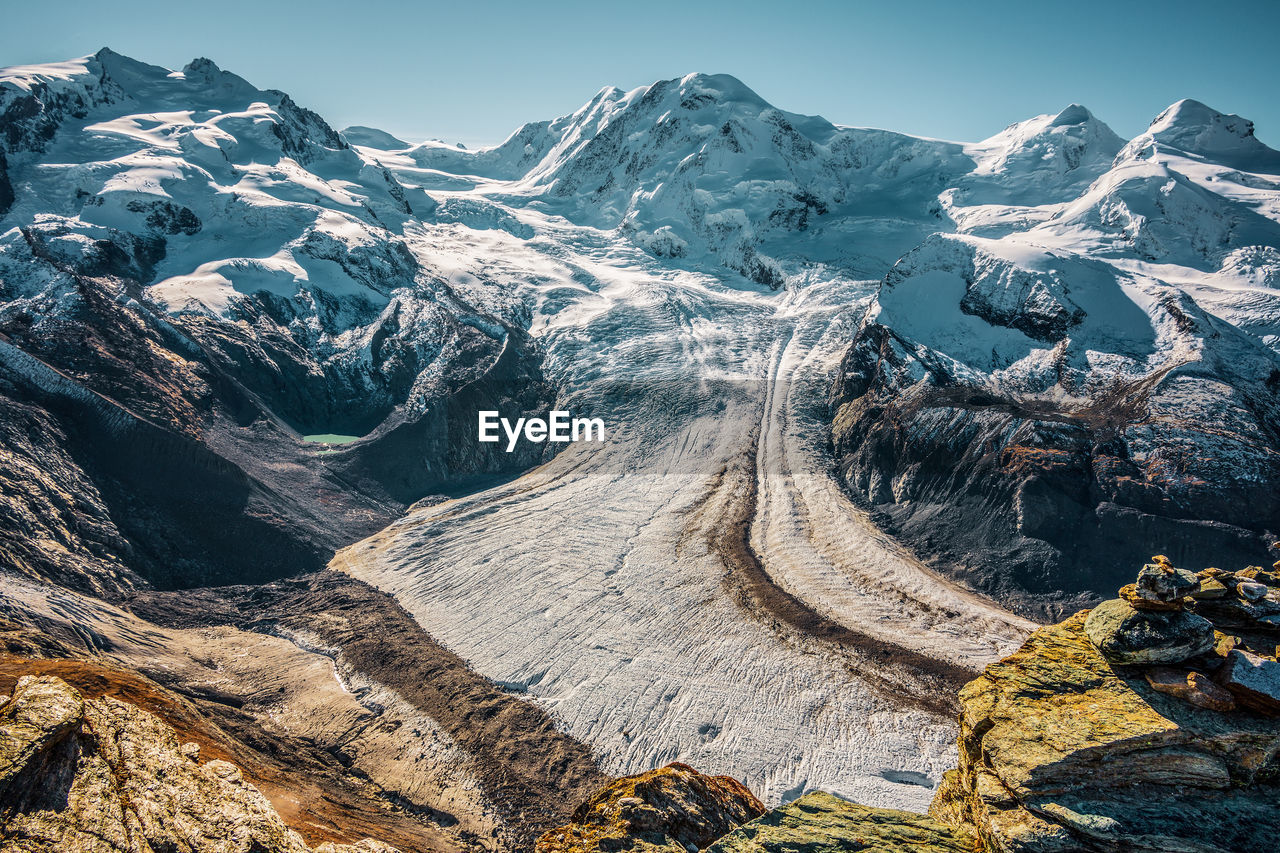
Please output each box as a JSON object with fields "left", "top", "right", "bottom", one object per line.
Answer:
{"left": 302, "top": 434, "right": 361, "bottom": 444}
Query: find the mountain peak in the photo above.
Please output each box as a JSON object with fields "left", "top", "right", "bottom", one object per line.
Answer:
{"left": 182, "top": 56, "right": 224, "bottom": 78}
{"left": 1050, "top": 103, "right": 1095, "bottom": 127}
{"left": 1145, "top": 98, "right": 1278, "bottom": 170}
{"left": 663, "top": 72, "right": 776, "bottom": 112}
{"left": 88, "top": 47, "right": 169, "bottom": 80}
{"left": 341, "top": 125, "right": 410, "bottom": 150}
{"left": 179, "top": 56, "right": 259, "bottom": 99}
{"left": 1150, "top": 98, "right": 1251, "bottom": 138}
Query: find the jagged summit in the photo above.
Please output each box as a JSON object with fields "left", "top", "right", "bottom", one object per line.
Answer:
{"left": 176, "top": 54, "right": 264, "bottom": 100}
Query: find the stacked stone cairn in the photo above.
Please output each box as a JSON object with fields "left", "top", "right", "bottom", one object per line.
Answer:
{"left": 1084, "top": 552, "right": 1280, "bottom": 713}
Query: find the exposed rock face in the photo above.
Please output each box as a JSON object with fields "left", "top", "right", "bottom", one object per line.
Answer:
{"left": 535, "top": 763, "right": 764, "bottom": 853}
{"left": 830, "top": 233, "right": 1280, "bottom": 619}
{"left": 929, "top": 562, "right": 1280, "bottom": 852}
{"left": 0, "top": 674, "right": 398, "bottom": 853}
{"left": 830, "top": 99, "right": 1280, "bottom": 618}
{"left": 707, "top": 791, "right": 976, "bottom": 853}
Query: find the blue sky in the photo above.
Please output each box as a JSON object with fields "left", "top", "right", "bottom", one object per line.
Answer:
{"left": 3, "top": 0, "right": 1277, "bottom": 148}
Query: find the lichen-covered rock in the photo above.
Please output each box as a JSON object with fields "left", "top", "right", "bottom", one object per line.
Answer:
{"left": 535, "top": 763, "right": 764, "bottom": 853}
{"left": 0, "top": 672, "right": 84, "bottom": 799}
{"left": 707, "top": 791, "right": 977, "bottom": 852}
{"left": 0, "top": 675, "right": 398, "bottom": 853}
{"left": 1083, "top": 598, "right": 1215, "bottom": 664}
{"left": 930, "top": 611, "right": 1280, "bottom": 852}
{"left": 1191, "top": 577, "right": 1229, "bottom": 600}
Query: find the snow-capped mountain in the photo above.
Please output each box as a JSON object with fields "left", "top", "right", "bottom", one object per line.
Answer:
{"left": 363, "top": 73, "right": 974, "bottom": 281}
{"left": 0, "top": 49, "right": 548, "bottom": 597}
{"left": 0, "top": 48, "right": 533, "bottom": 433}
{"left": 832, "top": 100, "right": 1280, "bottom": 615}
{"left": 3, "top": 47, "right": 1280, "bottom": 835}
{"left": 940, "top": 104, "right": 1125, "bottom": 235}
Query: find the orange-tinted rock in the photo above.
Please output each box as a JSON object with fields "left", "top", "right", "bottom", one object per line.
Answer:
{"left": 536, "top": 763, "right": 765, "bottom": 853}
{"left": 1144, "top": 667, "right": 1236, "bottom": 712}
{"left": 1119, "top": 584, "right": 1182, "bottom": 612}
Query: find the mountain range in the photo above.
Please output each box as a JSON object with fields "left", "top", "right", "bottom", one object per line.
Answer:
{"left": 1, "top": 47, "right": 1279, "bottom": 851}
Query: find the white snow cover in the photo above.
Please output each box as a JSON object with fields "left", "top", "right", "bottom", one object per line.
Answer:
{"left": 5, "top": 51, "right": 1280, "bottom": 811}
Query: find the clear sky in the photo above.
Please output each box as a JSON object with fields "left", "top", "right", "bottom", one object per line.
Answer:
{"left": 2, "top": 0, "right": 1277, "bottom": 149}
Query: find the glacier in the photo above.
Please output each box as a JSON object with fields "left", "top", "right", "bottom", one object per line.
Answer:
{"left": 2, "top": 50, "right": 1279, "bottom": 820}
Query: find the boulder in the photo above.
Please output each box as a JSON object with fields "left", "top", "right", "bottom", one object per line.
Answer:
{"left": 1135, "top": 562, "right": 1200, "bottom": 603}
{"left": 535, "top": 763, "right": 765, "bottom": 853}
{"left": 1083, "top": 598, "right": 1215, "bottom": 664}
{"left": 1238, "top": 582, "right": 1270, "bottom": 601}
{"left": 707, "top": 791, "right": 976, "bottom": 853}
{"left": 0, "top": 673, "right": 84, "bottom": 799}
{"left": 1218, "top": 649, "right": 1280, "bottom": 713}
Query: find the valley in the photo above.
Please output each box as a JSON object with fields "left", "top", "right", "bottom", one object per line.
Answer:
{"left": 1, "top": 48, "right": 1278, "bottom": 853}
{"left": 333, "top": 210, "right": 1033, "bottom": 810}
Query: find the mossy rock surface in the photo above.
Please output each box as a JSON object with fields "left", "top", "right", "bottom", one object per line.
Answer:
{"left": 708, "top": 792, "right": 978, "bottom": 852}
{"left": 536, "top": 762, "right": 764, "bottom": 853}
{"left": 932, "top": 609, "right": 1280, "bottom": 852}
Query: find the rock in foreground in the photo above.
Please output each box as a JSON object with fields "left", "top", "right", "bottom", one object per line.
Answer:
{"left": 707, "top": 791, "right": 976, "bottom": 852}
{"left": 535, "top": 763, "right": 764, "bottom": 853}
{"left": 1082, "top": 597, "right": 1215, "bottom": 664}
{"left": 931, "top": 560, "right": 1280, "bottom": 852}
{"left": 0, "top": 675, "right": 397, "bottom": 853}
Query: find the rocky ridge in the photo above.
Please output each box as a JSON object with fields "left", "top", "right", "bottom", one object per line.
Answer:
{"left": 0, "top": 673, "right": 399, "bottom": 853}
{"left": 708, "top": 792, "right": 976, "bottom": 853}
